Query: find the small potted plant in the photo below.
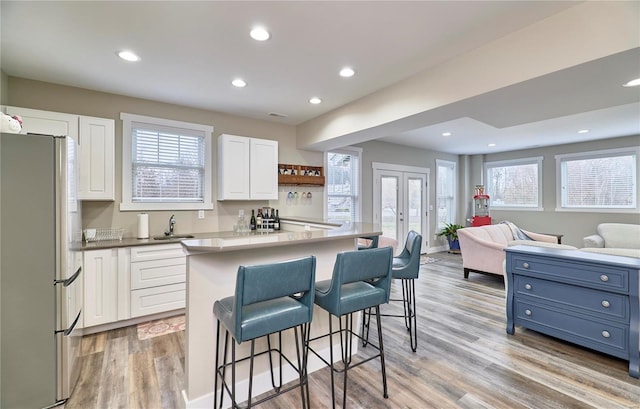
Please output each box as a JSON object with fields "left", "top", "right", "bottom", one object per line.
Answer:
{"left": 437, "top": 223, "right": 465, "bottom": 253}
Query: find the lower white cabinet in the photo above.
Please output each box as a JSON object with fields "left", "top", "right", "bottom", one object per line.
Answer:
{"left": 83, "top": 249, "right": 118, "bottom": 327}
{"left": 82, "top": 243, "right": 186, "bottom": 328}
{"left": 130, "top": 244, "right": 186, "bottom": 318}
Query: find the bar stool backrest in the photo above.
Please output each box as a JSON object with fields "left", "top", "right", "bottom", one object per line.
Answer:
{"left": 233, "top": 256, "right": 316, "bottom": 341}
{"left": 393, "top": 230, "right": 422, "bottom": 279}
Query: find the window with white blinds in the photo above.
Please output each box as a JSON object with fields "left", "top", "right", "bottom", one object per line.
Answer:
{"left": 325, "top": 148, "right": 361, "bottom": 223}
{"left": 556, "top": 148, "right": 637, "bottom": 211}
{"left": 436, "top": 160, "right": 456, "bottom": 229}
{"left": 484, "top": 157, "right": 543, "bottom": 210}
{"left": 120, "top": 113, "right": 213, "bottom": 211}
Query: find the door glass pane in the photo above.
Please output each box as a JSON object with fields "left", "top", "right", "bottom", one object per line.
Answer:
{"left": 381, "top": 176, "right": 398, "bottom": 241}
{"left": 407, "top": 177, "right": 422, "bottom": 235}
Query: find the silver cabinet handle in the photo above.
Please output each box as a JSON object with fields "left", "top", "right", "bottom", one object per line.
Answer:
{"left": 525, "top": 309, "right": 532, "bottom": 316}
{"left": 601, "top": 300, "right": 610, "bottom": 308}
{"left": 524, "top": 284, "right": 532, "bottom": 290}
{"left": 600, "top": 274, "right": 609, "bottom": 282}
{"left": 601, "top": 330, "right": 611, "bottom": 338}
{"left": 522, "top": 262, "right": 529, "bottom": 269}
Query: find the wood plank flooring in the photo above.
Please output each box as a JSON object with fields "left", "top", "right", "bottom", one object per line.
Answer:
{"left": 66, "top": 252, "right": 640, "bottom": 408}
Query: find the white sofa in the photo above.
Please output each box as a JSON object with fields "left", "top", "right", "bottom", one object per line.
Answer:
{"left": 582, "top": 223, "right": 640, "bottom": 258}
{"left": 457, "top": 224, "right": 574, "bottom": 278}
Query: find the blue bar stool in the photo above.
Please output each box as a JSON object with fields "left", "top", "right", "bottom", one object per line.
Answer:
{"left": 307, "top": 247, "right": 393, "bottom": 408}
{"left": 362, "top": 231, "right": 422, "bottom": 351}
{"left": 213, "top": 256, "right": 316, "bottom": 409}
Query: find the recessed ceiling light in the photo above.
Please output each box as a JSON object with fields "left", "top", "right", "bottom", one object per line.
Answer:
{"left": 250, "top": 27, "right": 270, "bottom": 41}
{"left": 577, "top": 129, "right": 590, "bottom": 134}
{"left": 232, "top": 78, "right": 247, "bottom": 88}
{"left": 339, "top": 67, "right": 355, "bottom": 78}
{"left": 623, "top": 78, "right": 640, "bottom": 87}
{"left": 442, "top": 132, "right": 451, "bottom": 137}
{"left": 117, "top": 50, "right": 140, "bottom": 62}
{"left": 487, "top": 143, "right": 496, "bottom": 147}
{"left": 309, "top": 97, "right": 322, "bottom": 105}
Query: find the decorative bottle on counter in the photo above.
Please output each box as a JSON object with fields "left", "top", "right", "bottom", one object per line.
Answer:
{"left": 249, "top": 209, "right": 256, "bottom": 230}
{"left": 256, "top": 209, "right": 263, "bottom": 230}
{"left": 274, "top": 209, "right": 280, "bottom": 230}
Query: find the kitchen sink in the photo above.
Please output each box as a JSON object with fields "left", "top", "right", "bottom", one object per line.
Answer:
{"left": 153, "top": 234, "right": 195, "bottom": 240}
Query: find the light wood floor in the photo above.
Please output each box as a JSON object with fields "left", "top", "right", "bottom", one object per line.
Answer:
{"left": 66, "top": 252, "right": 640, "bottom": 408}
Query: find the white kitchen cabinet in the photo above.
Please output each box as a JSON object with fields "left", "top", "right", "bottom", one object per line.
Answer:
{"left": 217, "top": 134, "right": 278, "bottom": 200}
{"left": 4, "top": 106, "right": 115, "bottom": 201}
{"left": 83, "top": 249, "right": 118, "bottom": 327}
{"left": 129, "top": 244, "right": 186, "bottom": 318}
{"left": 78, "top": 116, "right": 115, "bottom": 200}
{"left": 6, "top": 106, "right": 78, "bottom": 139}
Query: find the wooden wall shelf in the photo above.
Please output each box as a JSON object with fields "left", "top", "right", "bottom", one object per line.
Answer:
{"left": 278, "top": 164, "right": 325, "bottom": 186}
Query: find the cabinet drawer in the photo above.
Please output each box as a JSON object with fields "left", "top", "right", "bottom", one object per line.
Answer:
{"left": 131, "top": 258, "right": 186, "bottom": 290}
{"left": 130, "top": 244, "right": 185, "bottom": 262}
{"left": 514, "top": 276, "right": 629, "bottom": 321}
{"left": 511, "top": 256, "right": 628, "bottom": 293}
{"left": 515, "top": 300, "right": 629, "bottom": 359}
{"left": 130, "top": 283, "right": 185, "bottom": 318}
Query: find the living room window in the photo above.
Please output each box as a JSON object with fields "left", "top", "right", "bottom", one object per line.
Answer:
{"left": 556, "top": 147, "right": 638, "bottom": 212}
{"left": 436, "top": 160, "right": 456, "bottom": 229}
{"left": 325, "top": 147, "right": 362, "bottom": 223}
{"left": 120, "top": 113, "right": 214, "bottom": 211}
{"left": 484, "top": 157, "right": 543, "bottom": 210}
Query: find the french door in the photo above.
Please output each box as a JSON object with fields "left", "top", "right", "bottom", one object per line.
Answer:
{"left": 373, "top": 163, "right": 429, "bottom": 252}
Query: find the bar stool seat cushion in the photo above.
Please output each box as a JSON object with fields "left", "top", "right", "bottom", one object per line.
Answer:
{"left": 214, "top": 296, "right": 311, "bottom": 343}
{"left": 315, "top": 279, "right": 388, "bottom": 317}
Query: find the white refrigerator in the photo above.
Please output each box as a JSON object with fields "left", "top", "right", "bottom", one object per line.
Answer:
{"left": 0, "top": 131, "right": 83, "bottom": 408}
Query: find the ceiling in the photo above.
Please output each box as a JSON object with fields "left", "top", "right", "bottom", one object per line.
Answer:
{"left": 1, "top": 1, "right": 639, "bottom": 155}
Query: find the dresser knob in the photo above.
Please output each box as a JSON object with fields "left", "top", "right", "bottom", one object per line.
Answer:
{"left": 524, "top": 284, "right": 532, "bottom": 290}
{"left": 601, "top": 300, "right": 610, "bottom": 308}
{"left": 522, "top": 262, "right": 529, "bottom": 269}
{"left": 600, "top": 274, "right": 609, "bottom": 282}
{"left": 601, "top": 330, "right": 611, "bottom": 338}
{"left": 525, "top": 309, "right": 532, "bottom": 316}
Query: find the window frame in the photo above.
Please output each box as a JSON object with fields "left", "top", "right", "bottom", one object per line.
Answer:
{"left": 484, "top": 156, "right": 543, "bottom": 211}
{"left": 324, "top": 146, "right": 362, "bottom": 223}
{"left": 555, "top": 147, "right": 639, "bottom": 213}
{"left": 436, "top": 159, "right": 456, "bottom": 229}
{"left": 120, "top": 112, "right": 214, "bottom": 211}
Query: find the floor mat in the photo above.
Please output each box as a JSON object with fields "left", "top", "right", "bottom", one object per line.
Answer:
{"left": 137, "top": 315, "right": 185, "bottom": 340}
{"left": 420, "top": 255, "right": 439, "bottom": 264}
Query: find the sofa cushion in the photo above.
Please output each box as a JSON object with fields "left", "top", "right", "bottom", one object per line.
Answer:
{"left": 597, "top": 223, "right": 640, "bottom": 249}
{"left": 465, "top": 224, "right": 513, "bottom": 245}
{"left": 508, "top": 240, "right": 577, "bottom": 250}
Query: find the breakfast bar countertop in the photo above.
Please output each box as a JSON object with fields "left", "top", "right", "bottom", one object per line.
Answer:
{"left": 180, "top": 221, "right": 381, "bottom": 253}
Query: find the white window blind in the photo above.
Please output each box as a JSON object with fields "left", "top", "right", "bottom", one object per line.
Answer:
{"left": 131, "top": 124, "right": 205, "bottom": 202}
{"left": 436, "top": 160, "right": 456, "bottom": 229}
{"left": 120, "top": 112, "right": 213, "bottom": 211}
{"left": 557, "top": 148, "right": 637, "bottom": 209}
{"left": 485, "top": 157, "right": 542, "bottom": 209}
{"left": 326, "top": 150, "right": 360, "bottom": 222}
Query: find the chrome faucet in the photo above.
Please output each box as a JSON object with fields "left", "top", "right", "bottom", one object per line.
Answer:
{"left": 166, "top": 214, "right": 176, "bottom": 236}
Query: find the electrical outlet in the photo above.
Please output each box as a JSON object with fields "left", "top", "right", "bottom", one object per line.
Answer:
{"left": 198, "top": 210, "right": 205, "bottom": 219}
{"left": 434, "top": 234, "right": 438, "bottom": 241}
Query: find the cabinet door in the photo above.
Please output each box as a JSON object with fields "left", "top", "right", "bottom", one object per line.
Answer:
{"left": 217, "top": 134, "right": 250, "bottom": 200}
{"left": 6, "top": 106, "right": 78, "bottom": 139}
{"left": 78, "top": 116, "right": 115, "bottom": 200}
{"left": 250, "top": 138, "right": 278, "bottom": 200}
{"left": 83, "top": 249, "right": 117, "bottom": 327}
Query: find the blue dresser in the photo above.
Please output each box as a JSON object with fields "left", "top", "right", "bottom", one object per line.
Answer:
{"left": 505, "top": 245, "right": 640, "bottom": 378}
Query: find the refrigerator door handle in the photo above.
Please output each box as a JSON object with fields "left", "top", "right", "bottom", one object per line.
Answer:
{"left": 54, "top": 266, "right": 81, "bottom": 287}
{"left": 56, "top": 309, "right": 82, "bottom": 337}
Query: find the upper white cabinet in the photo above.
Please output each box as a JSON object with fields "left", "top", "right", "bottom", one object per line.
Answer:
{"left": 78, "top": 116, "right": 115, "bottom": 200}
{"left": 4, "top": 106, "right": 115, "bottom": 201}
{"left": 217, "top": 134, "right": 278, "bottom": 200}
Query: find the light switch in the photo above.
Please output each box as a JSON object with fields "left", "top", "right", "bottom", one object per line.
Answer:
{"left": 198, "top": 210, "right": 205, "bottom": 219}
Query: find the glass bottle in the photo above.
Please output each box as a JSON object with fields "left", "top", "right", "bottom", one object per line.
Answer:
{"left": 274, "top": 209, "right": 280, "bottom": 230}
{"left": 249, "top": 209, "right": 256, "bottom": 230}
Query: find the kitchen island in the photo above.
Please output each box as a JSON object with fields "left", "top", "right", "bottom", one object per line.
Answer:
{"left": 180, "top": 220, "right": 382, "bottom": 408}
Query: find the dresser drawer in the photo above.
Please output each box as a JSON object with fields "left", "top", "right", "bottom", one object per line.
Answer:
{"left": 130, "top": 283, "right": 186, "bottom": 318}
{"left": 511, "top": 255, "right": 628, "bottom": 293}
{"left": 515, "top": 300, "right": 629, "bottom": 359}
{"left": 131, "top": 257, "right": 186, "bottom": 290}
{"left": 514, "top": 276, "right": 629, "bottom": 321}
